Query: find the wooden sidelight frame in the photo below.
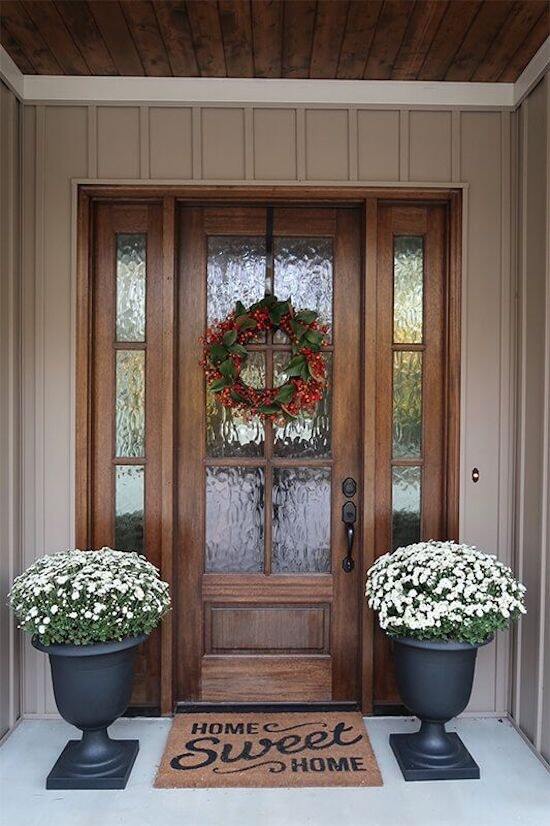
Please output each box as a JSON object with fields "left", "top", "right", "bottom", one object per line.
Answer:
{"left": 76, "top": 185, "right": 461, "bottom": 715}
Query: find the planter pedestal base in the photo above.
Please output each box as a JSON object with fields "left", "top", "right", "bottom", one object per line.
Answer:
{"left": 46, "top": 729, "right": 139, "bottom": 790}
{"left": 390, "top": 728, "right": 480, "bottom": 782}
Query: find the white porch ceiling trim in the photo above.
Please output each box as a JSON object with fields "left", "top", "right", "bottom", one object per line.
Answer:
{"left": 1, "top": 37, "right": 548, "bottom": 110}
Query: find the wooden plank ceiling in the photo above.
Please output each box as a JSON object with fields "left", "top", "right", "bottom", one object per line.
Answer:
{"left": 1, "top": 0, "right": 548, "bottom": 82}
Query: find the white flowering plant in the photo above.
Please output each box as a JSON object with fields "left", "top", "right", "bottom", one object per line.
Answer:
{"left": 366, "top": 541, "right": 526, "bottom": 645}
{"left": 9, "top": 548, "right": 171, "bottom": 646}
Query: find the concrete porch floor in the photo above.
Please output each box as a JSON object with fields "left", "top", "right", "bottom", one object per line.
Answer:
{"left": 1, "top": 717, "right": 549, "bottom": 826}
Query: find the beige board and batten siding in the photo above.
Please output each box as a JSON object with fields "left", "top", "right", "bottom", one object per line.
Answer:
{"left": 20, "top": 101, "right": 514, "bottom": 717}
{"left": 513, "top": 74, "right": 550, "bottom": 764}
{"left": 0, "top": 81, "right": 21, "bottom": 738}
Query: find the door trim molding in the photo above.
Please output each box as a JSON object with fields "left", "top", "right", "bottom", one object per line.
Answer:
{"left": 76, "top": 185, "right": 462, "bottom": 715}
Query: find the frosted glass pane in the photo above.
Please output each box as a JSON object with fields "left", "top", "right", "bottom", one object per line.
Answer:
{"left": 273, "top": 352, "right": 332, "bottom": 458}
{"left": 272, "top": 467, "right": 331, "bottom": 573}
{"left": 393, "top": 236, "right": 423, "bottom": 344}
{"left": 392, "top": 351, "right": 422, "bottom": 458}
{"left": 115, "top": 465, "right": 144, "bottom": 553}
{"left": 207, "top": 236, "right": 266, "bottom": 325}
{"left": 392, "top": 466, "right": 421, "bottom": 551}
{"left": 206, "top": 352, "right": 265, "bottom": 457}
{"left": 116, "top": 234, "right": 146, "bottom": 342}
{"left": 205, "top": 467, "right": 264, "bottom": 572}
{"left": 115, "top": 350, "right": 145, "bottom": 457}
{"left": 273, "top": 237, "right": 333, "bottom": 341}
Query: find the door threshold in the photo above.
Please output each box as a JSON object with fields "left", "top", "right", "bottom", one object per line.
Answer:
{"left": 176, "top": 701, "right": 360, "bottom": 714}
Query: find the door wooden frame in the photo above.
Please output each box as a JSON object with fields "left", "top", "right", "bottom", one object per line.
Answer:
{"left": 76, "top": 185, "right": 462, "bottom": 715}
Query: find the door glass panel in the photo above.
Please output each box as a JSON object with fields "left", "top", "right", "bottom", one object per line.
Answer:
{"left": 392, "top": 465, "right": 421, "bottom": 551}
{"left": 205, "top": 466, "right": 264, "bottom": 572}
{"left": 273, "top": 352, "right": 332, "bottom": 458}
{"left": 115, "top": 465, "right": 144, "bottom": 553}
{"left": 392, "top": 351, "right": 422, "bottom": 458}
{"left": 115, "top": 350, "right": 145, "bottom": 457}
{"left": 207, "top": 236, "right": 266, "bottom": 325}
{"left": 393, "top": 236, "right": 423, "bottom": 344}
{"left": 116, "top": 234, "right": 146, "bottom": 342}
{"left": 273, "top": 237, "right": 333, "bottom": 342}
{"left": 206, "top": 352, "right": 265, "bottom": 457}
{"left": 272, "top": 467, "right": 331, "bottom": 573}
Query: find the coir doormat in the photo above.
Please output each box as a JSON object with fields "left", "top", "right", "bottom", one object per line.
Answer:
{"left": 155, "top": 712, "right": 382, "bottom": 788}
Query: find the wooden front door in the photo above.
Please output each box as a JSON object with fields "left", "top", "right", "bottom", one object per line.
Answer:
{"left": 176, "top": 205, "right": 363, "bottom": 703}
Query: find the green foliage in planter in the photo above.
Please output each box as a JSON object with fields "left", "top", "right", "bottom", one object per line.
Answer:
{"left": 9, "top": 548, "right": 170, "bottom": 646}
{"left": 366, "top": 540, "right": 526, "bottom": 645}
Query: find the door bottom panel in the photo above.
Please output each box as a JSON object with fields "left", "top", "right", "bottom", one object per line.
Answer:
{"left": 200, "top": 655, "right": 332, "bottom": 702}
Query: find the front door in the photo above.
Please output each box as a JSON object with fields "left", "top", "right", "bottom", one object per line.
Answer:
{"left": 176, "top": 205, "right": 363, "bottom": 703}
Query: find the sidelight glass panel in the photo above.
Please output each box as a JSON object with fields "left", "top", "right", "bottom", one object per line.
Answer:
{"left": 392, "top": 351, "right": 422, "bottom": 458}
{"left": 272, "top": 467, "right": 331, "bottom": 573}
{"left": 393, "top": 236, "right": 423, "bottom": 344}
{"left": 116, "top": 234, "right": 146, "bottom": 342}
{"left": 115, "top": 465, "right": 144, "bottom": 553}
{"left": 392, "top": 465, "right": 421, "bottom": 551}
{"left": 205, "top": 466, "right": 264, "bottom": 572}
{"left": 115, "top": 350, "right": 145, "bottom": 457}
{"left": 273, "top": 237, "right": 333, "bottom": 341}
{"left": 273, "top": 352, "right": 332, "bottom": 458}
{"left": 207, "top": 236, "right": 266, "bottom": 325}
{"left": 206, "top": 352, "right": 265, "bottom": 457}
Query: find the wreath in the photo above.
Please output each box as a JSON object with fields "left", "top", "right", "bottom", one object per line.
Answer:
{"left": 201, "top": 294, "right": 328, "bottom": 423}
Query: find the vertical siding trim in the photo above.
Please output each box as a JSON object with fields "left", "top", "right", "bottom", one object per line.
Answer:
{"left": 34, "top": 105, "right": 46, "bottom": 715}
{"left": 451, "top": 110, "right": 461, "bottom": 182}
{"left": 5, "top": 91, "right": 21, "bottom": 729}
{"left": 192, "top": 106, "right": 202, "bottom": 180}
{"left": 399, "top": 110, "right": 409, "bottom": 181}
{"left": 244, "top": 107, "right": 254, "bottom": 180}
{"left": 139, "top": 106, "right": 150, "bottom": 179}
{"left": 535, "top": 74, "right": 550, "bottom": 752}
{"left": 514, "top": 98, "right": 529, "bottom": 725}
{"left": 348, "top": 107, "right": 358, "bottom": 181}
{"left": 296, "top": 108, "right": 306, "bottom": 182}
{"left": 87, "top": 105, "right": 97, "bottom": 179}
{"left": 495, "top": 110, "right": 513, "bottom": 712}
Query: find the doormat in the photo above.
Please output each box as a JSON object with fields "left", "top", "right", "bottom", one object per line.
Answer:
{"left": 155, "top": 712, "right": 382, "bottom": 788}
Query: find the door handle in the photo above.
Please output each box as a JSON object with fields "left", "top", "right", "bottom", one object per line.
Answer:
{"left": 341, "top": 501, "right": 356, "bottom": 573}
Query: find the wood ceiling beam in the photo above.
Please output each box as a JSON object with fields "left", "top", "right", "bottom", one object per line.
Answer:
{"left": 88, "top": 1, "right": 145, "bottom": 77}
{"left": 251, "top": 0, "right": 283, "bottom": 78}
{"left": 119, "top": 0, "right": 172, "bottom": 77}
{"left": 153, "top": 1, "right": 199, "bottom": 77}
{"left": 22, "top": 0, "right": 89, "bottom": 75}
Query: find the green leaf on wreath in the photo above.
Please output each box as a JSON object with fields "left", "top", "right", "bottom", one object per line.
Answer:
{"left": 258, "top": 404, "right": 281, "bottom": 415}
{"left": 235, "top": 315, "right": 257, "bottom": 330}
{"left": 305, "top": 329, "right": 323, "bottom": 347}
{"left": 219, "top": 359, "right": 236, "bottom": 380}
{"left": 299, "top": 361, "right": 311, "bottom": 380}
{"left": 230, "top": 389, "right": 248, "bottom": 403}
{"left": 285, "top": 355, "right": 306, "bottom": 377}
{"left": 291, "top": 320, "right": 307, "bottom": 339}
{"left": 223, "top": 329, "right": 238, "bottom": 347}
{"left": 235, "top": 300, "right": 247, "bottom": 317}
{"left": 269, "top": 301, "right": 289, "bottom": 325}
{"left": 275, "top": 383, "right": 295, "bottom": 404}
{"left": 229, "top": 343, "right": 248, "bottom": 358}
{"left": 296, "top": 309, "right": 318, "bottom": 324}
{"left": 209, "top": 343, "right": 228, "bottom": 364}
{"left": 209, "top": 378, "right": 228, "bottom": 393}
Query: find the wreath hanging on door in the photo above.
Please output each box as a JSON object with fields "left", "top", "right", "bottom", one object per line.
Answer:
{"left": 201, "top": 295, "right": 328, "bottom": 423}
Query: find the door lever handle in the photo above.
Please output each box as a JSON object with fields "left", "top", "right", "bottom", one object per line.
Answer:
{"left": 341, "top": 501, "right": 356, "bottom": 573}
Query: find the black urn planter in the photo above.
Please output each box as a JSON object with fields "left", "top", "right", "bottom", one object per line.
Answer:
{"left": 389, "top": 636, "right": 491, "bottom": 782}
{"left": 32, "top": 634, "right": 147, "bottom": 790}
